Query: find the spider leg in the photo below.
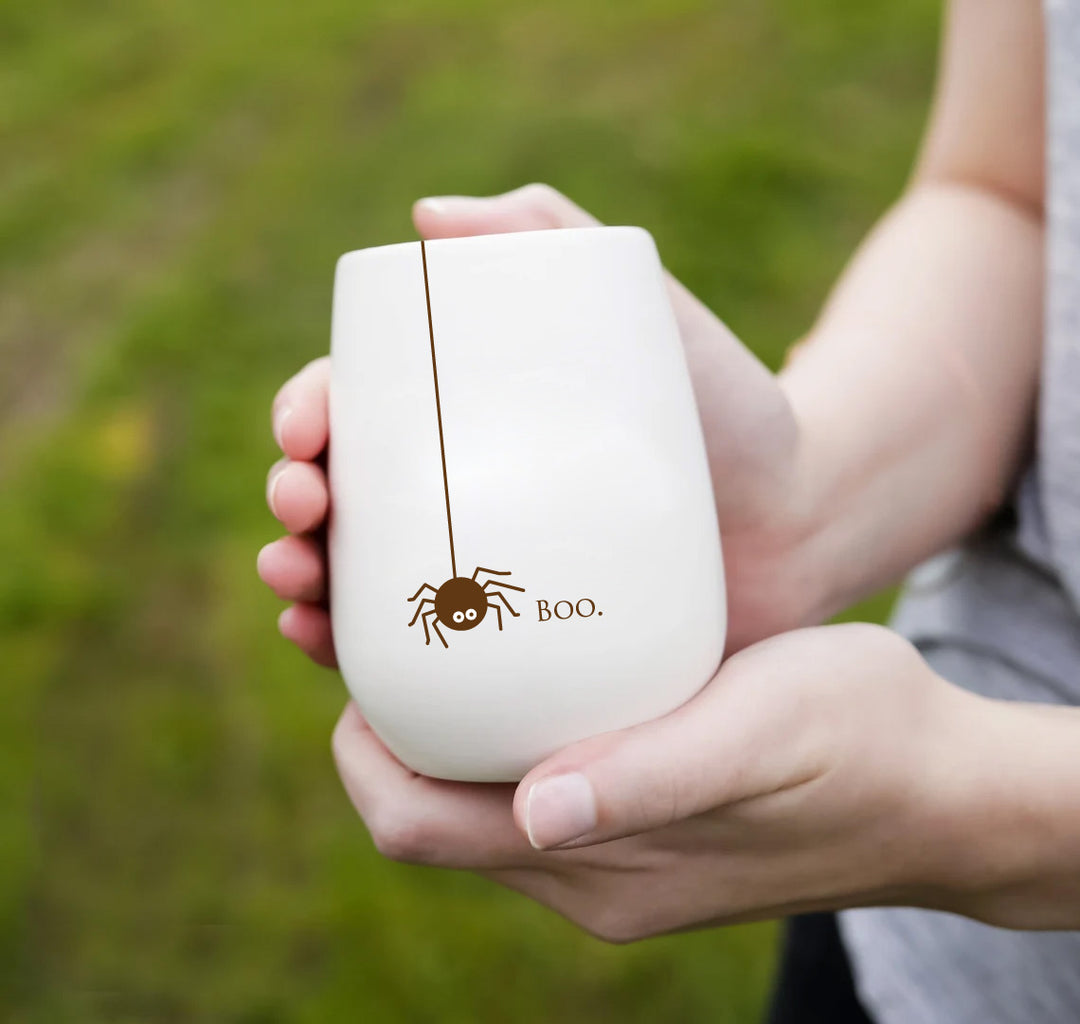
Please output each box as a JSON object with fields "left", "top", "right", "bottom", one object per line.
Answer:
{"left": 484, "top": 585, "right": 520, "bottom": 617}
{"left": 407, "top": 583, "right": 439, "bottom": 602}
{"left": 426, "top": 609, "right": 448, "bottom": 649}
{"left": 487, "top": 601, "right": 504, "bottom": 631}
{"left": 472, "top": 568, "right": 525, "bottom": 592}
{"left": 408, "top": 596, "right": 434, "bottom": 627}
{"left": 486, "top": 578, "right": 527, "bottom": 596}
{"left": 421, "top": 607, "right": 448, "bottom": 648}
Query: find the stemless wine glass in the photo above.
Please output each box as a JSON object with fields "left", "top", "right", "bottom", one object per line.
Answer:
{"left": 329, "top": 227, "right": 725, "bottom": 781}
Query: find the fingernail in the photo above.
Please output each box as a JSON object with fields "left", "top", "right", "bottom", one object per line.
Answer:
{"left": 524, "top": 773, "right": 597, "bottom": 850}
{"left": 273, "top": 406, "right": 292, "bottom": 451}
{"left": 277, "top": 607, "right": 293, "bottom": 635}
{"left": 267, "top": 466, "right": 286, "bottom": 519}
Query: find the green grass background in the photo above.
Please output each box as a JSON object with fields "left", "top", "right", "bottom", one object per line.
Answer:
{"left": 2, "top": 1, "right": 937, "bottom": 1019}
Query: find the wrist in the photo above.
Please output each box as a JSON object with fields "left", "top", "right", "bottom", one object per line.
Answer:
{"left": 914, "top": 687, "right": 1080, "bottom": 929}
{"left": 776, "top": 352, "right": 945, "bottom": 622}
{"left": 762, "top": 379, "right": 868, "bottom": 627}
{"left": 715, "top": 422, "right": 838, "bottom": 649}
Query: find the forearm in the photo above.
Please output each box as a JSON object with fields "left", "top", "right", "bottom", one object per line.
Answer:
{"left": 938, "top": 694, "right": 1080, "bottom": 930}
{"left": 780, "top": 180, "right": 1043, "bottom": 617}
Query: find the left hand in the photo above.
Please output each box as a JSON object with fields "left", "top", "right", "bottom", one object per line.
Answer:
{"left": 330, "top": 623, "right": 1000, "bottom": 941}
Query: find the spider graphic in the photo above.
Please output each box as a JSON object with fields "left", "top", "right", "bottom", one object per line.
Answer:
{"left": 407, "top": 567, "right": 524, "bottom": 648}
{"left": 407, "top": 242, "right": 526, "bottom": 649}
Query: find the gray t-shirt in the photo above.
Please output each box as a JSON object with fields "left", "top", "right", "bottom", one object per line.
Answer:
{"left": 838, "top": 5, "right": 1080, "bottom": 1022}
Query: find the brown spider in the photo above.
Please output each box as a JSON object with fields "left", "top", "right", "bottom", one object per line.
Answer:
{"left": 407, "top": 567, "right": 524, "bottom": 648}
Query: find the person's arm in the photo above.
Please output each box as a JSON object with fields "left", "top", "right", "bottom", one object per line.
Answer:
{"left": 950, "top": 696, "right": 1080, "bottom": 929}
{"left": 783, "top": 0, "right": 1045, "bottom": 618}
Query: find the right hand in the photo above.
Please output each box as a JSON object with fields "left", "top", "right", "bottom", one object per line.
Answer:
{"left": 257, "top": 184, "right": 826, "bottom": 666}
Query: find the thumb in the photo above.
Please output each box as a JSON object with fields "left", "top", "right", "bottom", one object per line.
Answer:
{"left": 412, "top": 182, "right": 600, "bottom": 240}
{"left": 512, "top": 634, "right": 833, "bottom": 850}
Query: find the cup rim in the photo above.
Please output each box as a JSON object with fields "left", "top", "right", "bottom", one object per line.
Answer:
{"left": 335, "top": 225, "right": 652, "bottom": 269}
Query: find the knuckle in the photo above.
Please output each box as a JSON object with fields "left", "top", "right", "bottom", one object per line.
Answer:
{"left": 298, "top": 357, "right": 331, "bottom": 394}
{"left": 521, "top": 181, "right": 559, "bottom": 200}
{"left": 289, "top": 459, "right": 323, "bottom": 488}
{"left": 580, "top": 904, "right": 647, "bottom": 945}
{"left": 837, "top": 620, "right": 895, "bottom": 647}
{"left": 617, "top": 754, "right": 701, "bottom": 831}
{"left": 330, "top": 712, "right": 352, "bottom": 767}
{"left": 275, "top": 358, "right": 328, "bottom": 415}
{"left": 305, "top": 460, "right": 329, "bottom": 485}
{"left": 879, "top": 624, "right": 920, "bottom": 661}
{"left": 519, "top": 182, "right": 564, "bottom": 216}
{"left": 655, "top": 767, "right": 699, "bottom": 827}
{"left": 834, "top": 622, "right": 922, "bottom": 675}
{"left": 367, "top": 809, "right": 433, "bottom": 864}
{"left": 274, "top": 372, "right": 303, "bottom": 409}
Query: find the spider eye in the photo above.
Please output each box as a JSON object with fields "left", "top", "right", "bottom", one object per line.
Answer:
{"left": 452, "top": 611, "right": 465, "bottom": 623}
{"left": 465, "top": 608, "right": 478, "bottom": 621}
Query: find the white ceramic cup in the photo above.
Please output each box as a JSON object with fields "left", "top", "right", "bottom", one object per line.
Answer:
{"left": 329, "top": 226, "right": 725, "bottom": 781}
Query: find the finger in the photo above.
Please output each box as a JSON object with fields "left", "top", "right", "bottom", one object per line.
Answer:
{"left": 278, "top": 603, "right": 338, "bottom": 667}
{"left": 412, "top": 183, "right": 600, "bottom": 240}
{"left": 266, "top": 459, "right": 329, "bottom": 534}
{"left": 331, "top": 703, "right": 538, "bottom": 869}
{"left": 271, "top": 357, "right": 330, "bottom": 461}
{"left": 411, "top": 186, "right": 736, "bottom": 380}
{"left": 512, "top": 629, "right": 857, "bottom": 851}
{"left": 257, "top": 535, "right": 327, "bottom": 603}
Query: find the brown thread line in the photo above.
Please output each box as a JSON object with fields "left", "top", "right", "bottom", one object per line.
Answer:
{"left": 420, "top": 239, "right": 457, "bottom": 579}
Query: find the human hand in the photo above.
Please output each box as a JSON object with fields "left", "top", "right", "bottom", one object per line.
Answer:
{"left": 257, "top": 183, "right": 828, "bottom": 664}
{"left": 326, "top": 623, "right": 1033, "bottom": 939}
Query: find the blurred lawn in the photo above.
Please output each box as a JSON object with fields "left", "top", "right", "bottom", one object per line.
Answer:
{"left": 1, "top": 1, "right": 937, "bottom": 1020}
